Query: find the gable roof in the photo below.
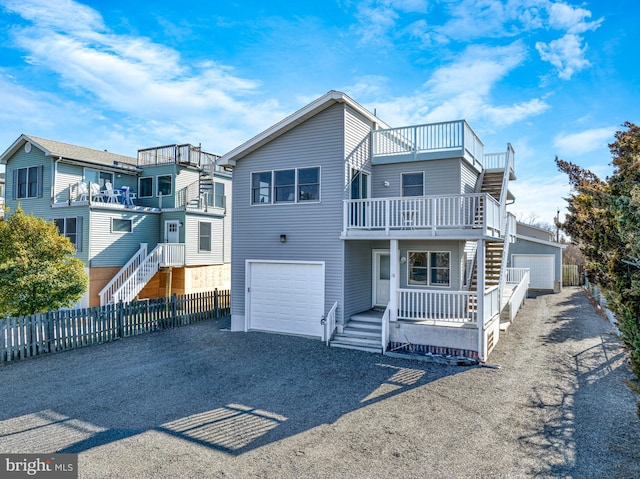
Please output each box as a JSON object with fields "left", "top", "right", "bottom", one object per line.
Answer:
{"left": 0, "top": 134, "right": 138, "bottom": 171}
{"left": 218, "top": 90, "right": 390, "bottom": 166}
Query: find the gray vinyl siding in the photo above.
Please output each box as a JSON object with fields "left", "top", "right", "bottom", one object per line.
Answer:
{"left": 4, "top": 147, "right": 51, "bottom": 217}
{"left": 222, "top": 175, "right": 232, "bottom": 264}
{"left": 371, "top": 158, "right": 462, "bottom": 198}
{"left": 88, "top": 210, "right": 160, "bottom": 267}
{"left": 344, "top": 106, "right": 372, "bottom": 190}
{"left": 399, "top": 240, "right": 463, "bottom": 290}
{"left": 344, "top": 240, "right": 374, "bottom": 319}
{"left": 232, "top": 104, "right": 356, "bottom": 322}
{"left": 461, "top": 160, "right": 480, "bottom": 194}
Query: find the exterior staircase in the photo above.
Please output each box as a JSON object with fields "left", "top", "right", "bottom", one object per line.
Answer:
{"left": 330, "top": 310, "right": 383, "bottom": 353}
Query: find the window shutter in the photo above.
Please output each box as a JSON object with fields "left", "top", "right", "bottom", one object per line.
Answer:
{"left": 76, "top": 216, "right": 83, "bottom": 253}
{"left": 37, "top": 165, "right": 44, "bottom": 198}
{"left": 12, "top": 169, "right": 17, "bottom": 200}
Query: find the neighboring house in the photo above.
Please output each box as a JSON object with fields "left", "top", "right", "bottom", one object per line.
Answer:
{"left": 0, "top": 135, "right": 231, "bottom": 308}
{"left": 219, "top": 90, "right": 531, "bottom": 362}
{"left": 510, "top": 222, "right": 566, "bottom": 292}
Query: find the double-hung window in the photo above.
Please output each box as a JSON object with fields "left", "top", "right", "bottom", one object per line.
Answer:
{"left": 15, "top": 166, "right": 42, "bottom": 199}
{"left": 401, "top": 172, "right": 424, "bottom": 197}
{"left": 84, "top": 168, "right": 113, "bottom": 190}
{"left": 408, "top": 251, "right": 450, "bottom": 287}
{"left": 54, "top": 217, "right": 82, "bottom": 252}
{"left": 157, "top": 175, "right": 172, "bottom": 196}
{"left": 214, "top": 182, "right": 225, "bottom": 208}
{"left": 138, "top": 177, "right": 153, "bottom": 198}
{"left": 251, "top": 167, "right": 320, "bottom": 204}
{"left": 199, "top": 222, "right": 211, "bottom": 252}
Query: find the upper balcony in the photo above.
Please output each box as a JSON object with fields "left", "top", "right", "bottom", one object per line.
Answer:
{"left": 137, "top": 144, "right": 231, "bottom": 177}
{"left": 372, "top": 120, "right": 484, "bottom": 170}
{"left": 341, "top": 193, "right": 503, "bottom": 240}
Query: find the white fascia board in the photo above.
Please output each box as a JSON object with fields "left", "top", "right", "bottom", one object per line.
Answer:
{"left": 515, "top": 233, "right": 568, "bottom": 249}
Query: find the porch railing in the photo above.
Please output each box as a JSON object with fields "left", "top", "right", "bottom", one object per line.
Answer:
{"left": 160, "top": 243, "right": 185, "bottom": 267}
{"left": 505, "top": 269, "right": 530, "bottom": 323}
{"left": 397, "top": 290, "right": 478, "bottom": 324}
{"left": 397, "top": 286, "right": 501, "bottom": 326}
{"left": 381, "top": 303, "right": 390, "bottom": 353}
{"left": 372, "top": 120, "right": 484, "bottom": 170}
{"left": 343, "top": 193, "right": 501, "bottom": 236}
{"left": 506, "top": 267, "right": 530, "bottom": 284}
{"left": 322, "top": 301, "right": 338, "bottom": 345}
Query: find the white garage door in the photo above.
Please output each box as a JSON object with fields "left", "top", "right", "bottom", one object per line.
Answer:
{"left": 247, "top": 261, "right": 325, "bottom": 338}
{"left": 512, "top": 255, "right": 555, "bottom": 290}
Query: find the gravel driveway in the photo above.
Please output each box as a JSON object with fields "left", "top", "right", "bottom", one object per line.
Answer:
{"left": 1, "top": 286, "right": 639, "bottom": 478}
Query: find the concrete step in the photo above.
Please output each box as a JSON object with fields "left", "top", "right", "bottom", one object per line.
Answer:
{"left": 349, "top": 311, "right": 383, "bottom": 324}
{"left": 330, "top": 341, "right": 383, "bottom": 354}
{"left": 342, "top": 324, "right": 382, "bottom": 340}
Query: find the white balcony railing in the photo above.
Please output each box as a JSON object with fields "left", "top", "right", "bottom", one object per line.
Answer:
{"left": 397, "top": 286, "right": 501, "bottom": 327}
{"left": 343, "top": 193, "right": 501, "bottom": 236}
{"left": 397, "top": 290, "right": 478, "bottom": 324}
{"left": 372, "top": 120, "right": 484, "bottom": 170}
{"left": 160, "top": 243, "right": 185, "bottom": 267}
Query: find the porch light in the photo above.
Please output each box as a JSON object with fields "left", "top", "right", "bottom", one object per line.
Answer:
{"left": 280, "top": 234, "right": 287, "bottom": 243}
{"left": 400, "top": 256, "right": 407, "bottom": 264}
{"left": 383, "top": 181, "right": 390, "bottom": 187}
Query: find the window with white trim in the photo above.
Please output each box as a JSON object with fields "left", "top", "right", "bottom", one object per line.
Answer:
{"left": 15, "top": 166, "right": 42, "bottom": 199}
{"left": 401, "top": 172, "right": 424, "bottom": 197}
{"left": 84, "top": 168, "right": 113, "bottom": 190}
{"left": 54, "top": 217, "right": 82, "bottom": 252}
{"left": 251, "top": 167, "right": 320, "bottom": 204}
{"left": 214, "top": 182, "right": 225, "bottom": 208}
{"left": 199, "top": 221, "right": 211, "bottom": 252}
{"left": 408, "top": 251, "right": 450, "bottom": 287}
{"left": 157, "top": 175, "right": 172, "bottom": 196}
{"left": 138, "top": 177, "right": 153, "bottom": 198}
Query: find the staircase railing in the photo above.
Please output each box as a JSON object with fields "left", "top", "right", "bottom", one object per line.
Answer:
{"left": 111, "top": 244, "right": 164, "bottom": 304}
{"left": 321, "top": 301, "right": 339, "bottom": 345}
{"left": 99, "top": 244, "right": 148, "bottom": 306}
{"left": 381, "top": 303, "right": 391, "bottom": 353}
{"left": 497, "top": 213, "right": 515, "bottom": 297}
{"left": 175, "top": 180, "right": 200, "bottom": 208}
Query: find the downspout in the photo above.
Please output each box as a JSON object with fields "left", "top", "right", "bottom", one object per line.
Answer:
{"left": 53, "top": 156, "right": 63, "bottom": 204}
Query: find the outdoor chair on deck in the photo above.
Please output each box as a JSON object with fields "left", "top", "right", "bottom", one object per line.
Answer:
{"left": 77, "top": 182, "right": 89, "bottom": 201}
{"left": 103, "top": 182, "right": 122, "bottom": 203}
{"left": 90, "top": 182, "right": 102, "bottom": 202}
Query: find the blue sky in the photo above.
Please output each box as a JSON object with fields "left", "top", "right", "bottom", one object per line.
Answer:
{"left": 1, "top": 0, "right": 638, "bottom": 225}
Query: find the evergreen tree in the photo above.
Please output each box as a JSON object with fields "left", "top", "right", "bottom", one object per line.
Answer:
{"left": 556, "top": 122, "right": 640, "bottom": 416}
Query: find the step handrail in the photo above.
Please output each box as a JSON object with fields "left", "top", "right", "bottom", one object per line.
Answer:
{"left": 321, "top": 301, "right": 339, "bottom": 345}
{"left": 99, "top": 244, "right": 148, "bottom": 305}
{"left": 111, "top": 245, "right": 163, "bottom": 304}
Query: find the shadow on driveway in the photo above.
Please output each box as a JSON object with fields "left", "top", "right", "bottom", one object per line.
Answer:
{"left": 0, "top": 319, "right": 468, "bottom": 456}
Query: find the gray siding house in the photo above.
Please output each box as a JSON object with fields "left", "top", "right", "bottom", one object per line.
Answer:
{"left": 0, "top": 135, "right": 231, "bottom": 308}
{"left": 219, "top": 90, "right": 531, "bottom": 362}
{"left": 510, "top": 222, "right": 565, "bottom": 291}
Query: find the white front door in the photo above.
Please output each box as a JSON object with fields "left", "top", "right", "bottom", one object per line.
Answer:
{"left": 373, "top": 250, "right": 390, "bottom": 307}
{"left": 165, "top": 220, "right": 180, "bottom": 243}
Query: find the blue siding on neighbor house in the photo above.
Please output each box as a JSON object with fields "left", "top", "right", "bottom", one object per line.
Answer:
{"left": 232, "top": 103, "right": 375, "bottom": 323}
{"left": 4, "top": 146, "right": 52, "bottom": 218}
{"left": 88, "top": 209, "right": 161, "bottom": 267}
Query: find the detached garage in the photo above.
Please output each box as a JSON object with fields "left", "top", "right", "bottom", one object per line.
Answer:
{"left": 510, "top": 222, "right": 566, "bottom": 292}
{"left": 512, "top": 254, "right": 555, "bottom": 290}
{"left": 246, "top": 261, "right": 325, "bottom": 338}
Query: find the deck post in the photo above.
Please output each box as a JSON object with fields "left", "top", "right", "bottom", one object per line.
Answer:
{"left": 389, "top": 239, "right": 399, "bottom": 322}
{"left": 477, "top": 238, "right": 486, "bottom": 362}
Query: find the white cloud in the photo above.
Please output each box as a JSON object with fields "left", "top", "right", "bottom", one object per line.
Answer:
{"left": 509, "top": 173, "right": 572, "bottom": 226}
{"left": 1, "top": 0, "right": 288, "bottom": 153}
{"left": 547, "top": 2, "right": 603, "bottom": 34}
{"left": 553, "top": 126, "right": 617, "bottom": 156}
{"left": 536, "top": 33, "right": 590, "bottom": 79}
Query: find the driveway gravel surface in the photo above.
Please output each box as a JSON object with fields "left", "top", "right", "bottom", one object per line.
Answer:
{"left": 1, "top": 286, "right": 639, "bottom": 478}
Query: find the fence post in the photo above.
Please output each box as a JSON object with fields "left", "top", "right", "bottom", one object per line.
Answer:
{"left": 117, "top": 301, "right": 124, "bottom": 338}
{"left": 214, "top": 288, "right": 219, "bottom": 318}
{"left": 172, "top": 293, "right": 178, "bottom": 327}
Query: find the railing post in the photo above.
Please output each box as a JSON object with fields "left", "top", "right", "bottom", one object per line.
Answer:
{"left": 477, "top": 239, "right": 486, "bottom": 362}
{"left": 385, "top": 199, "right": 390, "bottom": 235}
{"left": 389, "top": 239, "right": 399, "bottom": 322}
{"left": 343, "top": 200, "right": 348, "bottom": 235}
{"left": 431, "top": 197, "right": 436, "bottom": 236}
